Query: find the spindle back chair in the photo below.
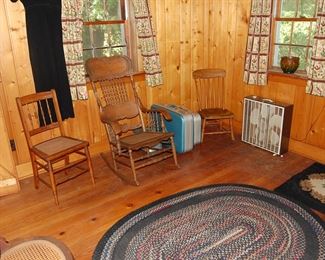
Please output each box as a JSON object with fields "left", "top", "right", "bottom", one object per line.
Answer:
{"left": 193, "top": 69, "right": 235, "bottom": 141}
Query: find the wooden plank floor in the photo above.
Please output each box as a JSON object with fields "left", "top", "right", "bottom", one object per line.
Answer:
{"left": 1, "top": 135, "right": 324, "bottom": 259}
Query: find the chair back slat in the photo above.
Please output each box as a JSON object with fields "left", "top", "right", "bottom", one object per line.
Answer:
{"left": 16, "top": 89, "right": 64, "bottom": 148}
{"left": 38, "top": 100, "right": 46, "bottom": 125}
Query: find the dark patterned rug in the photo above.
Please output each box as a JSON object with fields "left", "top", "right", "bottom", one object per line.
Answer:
{"left": 93, "top": 184, "right": 325, "bottom": 260}
{"left": 275, "top": 163, "right": 325, "bottom": 213}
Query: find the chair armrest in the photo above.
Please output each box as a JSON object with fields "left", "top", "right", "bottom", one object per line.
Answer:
{"left": 142, "top": 106, "right": 172, "bottom": 121}
{"left": 137, "top": 98, "right": 172, "bottom": 121}
{"left": 101, "top": 115, "right": 130, "bottom": 137}
{"left": 152, "top": 108, "right": 172, "bottom": 121}
{"left": 141, "top": 107, "right": 172, "bottom": 133}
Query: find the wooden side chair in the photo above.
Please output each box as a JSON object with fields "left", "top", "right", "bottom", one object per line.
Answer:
{"left": 193, "top": 68, "right": 235, "bottom": 142}
{"left": 0, "top": 236, "right": 74, "bottom": 259}
{"left": 85, "top": 55, "right": 179, "bottom": 185}
{"left": 16, "top": 90, "right": 95, "bottom": 205}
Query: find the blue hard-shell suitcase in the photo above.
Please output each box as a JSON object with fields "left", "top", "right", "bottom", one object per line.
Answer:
{"left": 151, "top": 104, "right": 201, "bottom": 153}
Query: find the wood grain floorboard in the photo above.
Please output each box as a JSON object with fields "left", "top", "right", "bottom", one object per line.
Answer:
{"left": 0, "top": 135, "right": 323, "bottom": 259}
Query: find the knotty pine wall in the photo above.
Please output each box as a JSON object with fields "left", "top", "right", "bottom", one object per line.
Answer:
{"left": 0, "top": 0, "right": 324, "bottom": 180}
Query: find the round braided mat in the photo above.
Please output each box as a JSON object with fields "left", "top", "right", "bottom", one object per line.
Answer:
{"left": 93, "top": 185, "right": 325, "bottom": 260}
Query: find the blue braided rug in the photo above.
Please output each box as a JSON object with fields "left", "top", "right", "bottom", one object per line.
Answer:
{"left": 93, "top": 184, "right": 325, "bottom": 260}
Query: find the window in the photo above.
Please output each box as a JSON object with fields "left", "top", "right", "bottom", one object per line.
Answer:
{"left": 82, "top": 0, "right": 129, "bottom": 61}
{"left": 271, "top": 0, "right": 317, "bottom": 71}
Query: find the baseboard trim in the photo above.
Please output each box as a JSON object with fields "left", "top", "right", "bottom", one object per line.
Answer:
{"left": 16, "top": 129, "right": 325, "bottom": 179}
{"left": 289, "top": 139, "right": 325, "bottom": 164}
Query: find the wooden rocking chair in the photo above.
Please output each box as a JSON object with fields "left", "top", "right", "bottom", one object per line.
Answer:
{"left": 85, "top": 55, "right": 179, "bottom": 185}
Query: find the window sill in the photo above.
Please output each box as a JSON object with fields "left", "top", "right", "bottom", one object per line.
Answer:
{"left": 268, "top": 68, "right": 307, "bottom": 87}
{"left": 268, "top": 67, "right": 307, "bottom": 80}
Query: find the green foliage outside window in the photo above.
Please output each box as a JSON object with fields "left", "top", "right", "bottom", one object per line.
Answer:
{"left": 82, "top": 0, "right": 127, "bottom": 60}
{"left": 83, "top": 0, "right": 120, "bottom": 21}
{"left": 280, "top": 0, "right": 315, "bottom": 18}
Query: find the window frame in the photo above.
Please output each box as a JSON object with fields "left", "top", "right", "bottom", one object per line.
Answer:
{"left": 82, "top": 0, "right": 134, "bottom": 61}
{"left": 269, "top": 0, "right": 317, "bottom": 74}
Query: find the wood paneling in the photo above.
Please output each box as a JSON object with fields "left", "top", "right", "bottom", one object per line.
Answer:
{"left": 0, "top": 0, "right": 324, "bottom": 180}
{"left": 0, "top": 71, "right": 20, "bottom": 195}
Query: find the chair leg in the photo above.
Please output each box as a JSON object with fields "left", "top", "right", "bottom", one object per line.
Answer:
{"left": 31, "top": 153, "right": 39, "bottom": 189}
{"left": 230, "top": 118, "right": 235, "bottom": 141}
{"left": 110, "top": 145, "right": 118, "bottom": 171}
{"left": 128, "top": 149, "right": 139, "bottom": 186}
{"left": 201, "top": 118, "right": 206, "bottom": 142}
{"left": 144, "top": 147, "right": 150, "bottom": 155}
{"left": 170, "top": 137, "right": 179, "bottom": 168}
{"left": 85, "top": 146, "right": 95, "bottom": 186}
{"left": 48, "top": 163, "right": 59, "bottom": 206}
{"left": 64, "top": 156, "right": 69, "bottom": 175}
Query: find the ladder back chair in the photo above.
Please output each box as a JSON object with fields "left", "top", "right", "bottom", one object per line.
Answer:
{"left": 16, "top": 89, "right": 95, "bottom": 205}
{"left": 85, "top": 55, "right": 179, "bottom": 185}
{"left": 193, "top": 69, "right": 235, "bottom": 142}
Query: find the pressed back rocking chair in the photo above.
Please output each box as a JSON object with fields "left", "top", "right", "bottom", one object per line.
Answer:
{"left": 85, "top": 55, "right": 179, "bottom": 185}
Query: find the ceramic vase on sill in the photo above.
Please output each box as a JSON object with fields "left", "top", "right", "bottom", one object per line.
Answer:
{"left": 280, "top": 56, "right": 300, "bottom": 74}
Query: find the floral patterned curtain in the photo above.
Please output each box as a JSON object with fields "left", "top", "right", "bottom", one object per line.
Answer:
{"left": 62, "top": 0, "right": 88, "bottom": 100}
{"left": 243, "top": 0, "right": 273, "bottom": 86}
{"left": 306, "top": 0, "right": 325, "bottom": 97}
{"left": 131, "top": 0, "right": 163, "bottom": 87}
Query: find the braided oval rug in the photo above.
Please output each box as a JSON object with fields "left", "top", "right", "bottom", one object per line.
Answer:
{"left": 93, "top": 184, "right": 325, "bottom": 260}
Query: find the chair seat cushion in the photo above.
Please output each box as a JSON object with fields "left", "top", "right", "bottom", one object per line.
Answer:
{"left": 120, "top": 132, "right": 173, "bottom": 150}
{"left": 33, "top": 136, "right": 86, "bottom": 157}
{"left": 199, "top": 108, "right": 234, "bottom": 119}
